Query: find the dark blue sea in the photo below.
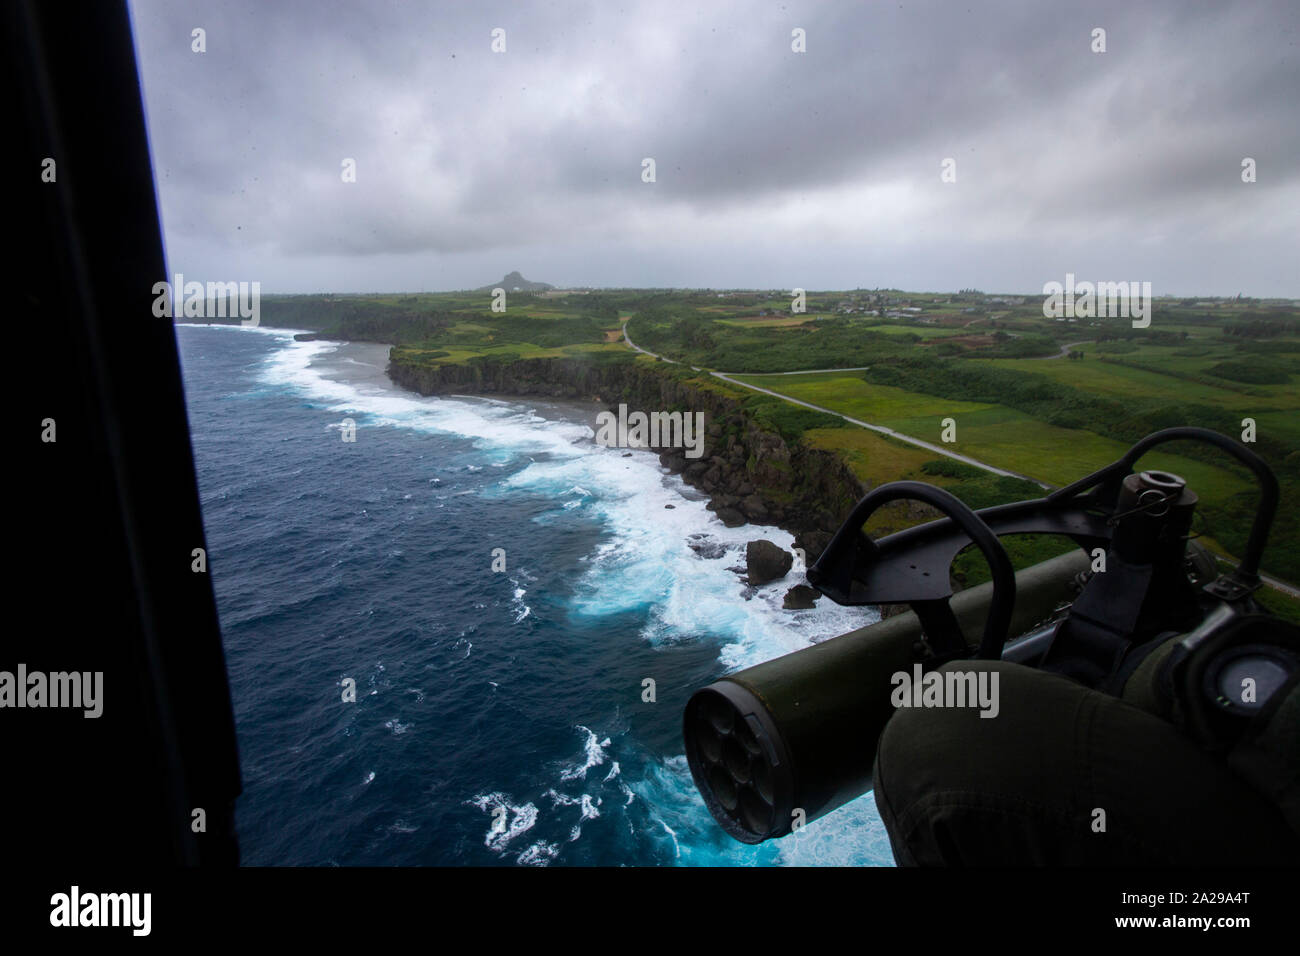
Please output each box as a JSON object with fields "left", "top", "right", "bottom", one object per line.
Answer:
{"left": 176, "top": 324, "right": 893, "bottom": 866}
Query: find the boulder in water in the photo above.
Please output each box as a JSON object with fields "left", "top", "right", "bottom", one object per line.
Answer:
{"left": 715, "top": 507, "right": 746, "bottom": 528}
{"left": 689, "top": 539, "right": 728, "bottom": 560}
{"left": 746, "top": 539, "right": 793, "bottom": 585}
{"left": 782, "top": 584, "right": 821, "bottom": 610}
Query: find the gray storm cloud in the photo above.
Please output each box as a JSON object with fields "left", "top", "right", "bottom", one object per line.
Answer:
{"left": 128, "top": 0, "right": 1300, "bottom": 294}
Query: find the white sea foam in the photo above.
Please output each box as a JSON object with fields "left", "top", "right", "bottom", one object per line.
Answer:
{"left": 633, "top": 754, "right": 896, "bottom": 867}
{"left": 508, "top": 580, "right": 532, "bottom": 623}
{"left": 207, "top": 323, "right": 876, "bottom": 672}
{"left": 252, "top": 331, "right": 593, "bottom": 460}
{"left": 500, "top": 444, "right": 876, "bottom": 670}
{"left": 660, "top": 820, "right": 682, "bottom": 859}
{"left": 208, "top": 324, "right": 892, "bottom": 867}
{"left": 560, "top": 726, "right": 611, "bottom": 781}
{"left": 177, "top": 323, "right": 309, "bottom": 338}
{"left": 546, "top": 778, "right": 605, "bottom": 842}
{"left": 516, "top": 842, "right": 559, "bottom": 866}
{"left": 470, "top": 792, "right": 539, "bottom": 851}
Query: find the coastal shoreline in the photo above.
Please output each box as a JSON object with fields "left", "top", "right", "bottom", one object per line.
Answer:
{"left": 303, "top": 338, "right": 840, "bottom": 603}
{"left": 375, "top": 348, "right": 867, "bottom": 566}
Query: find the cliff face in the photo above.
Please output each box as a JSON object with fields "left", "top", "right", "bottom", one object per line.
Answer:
{"left": 386, "top": 355, "right": 866, "bottom": 557}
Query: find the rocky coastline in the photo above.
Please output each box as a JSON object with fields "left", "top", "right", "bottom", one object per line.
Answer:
{"left": 385, "top": 352, "right": 873, "bottom": 598}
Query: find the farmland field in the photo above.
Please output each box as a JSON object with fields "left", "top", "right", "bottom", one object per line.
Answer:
{"left": 255, "top": 287, "right": 1300, "bottom": 585}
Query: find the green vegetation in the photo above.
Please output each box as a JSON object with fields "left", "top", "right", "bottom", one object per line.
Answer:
{"left": 1253, "top": 585, "right": 1300, "bottom": 627}
{"left": 1207, "top": 360, "right": 1291, "bottom": 385}
{"left": 626, "top": 302, "right": 973, "bottom": 371}
{"left": 741, "top": 394, "right": 847, "bottom": 443}
{"left": 952, "top": 534, "right": 1080, "bottom": 590}
{"left": 257, "top": 289, "right": 624, "bottom": 351}
{"left": 230, "top": 286, "right": 1300, "bottom": 586}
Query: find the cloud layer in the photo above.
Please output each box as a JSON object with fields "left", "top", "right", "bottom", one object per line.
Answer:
{"left": 129, "top": 0, "right": 1300, "bottom": 294}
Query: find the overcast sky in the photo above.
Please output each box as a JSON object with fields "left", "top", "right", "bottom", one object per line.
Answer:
{"left": 127, "top": 0, "right": 1299, "bottom": 296}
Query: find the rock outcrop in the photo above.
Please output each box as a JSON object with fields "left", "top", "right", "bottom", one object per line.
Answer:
{"left": 746, "top": 539, "right": 793, "bottom": 585}
{"left": 782, "top": 584, "right": 822, "bottom": 610}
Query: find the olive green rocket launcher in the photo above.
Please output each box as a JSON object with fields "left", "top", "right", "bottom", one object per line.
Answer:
{"left": 683, "top": 427, "right": 1299, "bottom": 844}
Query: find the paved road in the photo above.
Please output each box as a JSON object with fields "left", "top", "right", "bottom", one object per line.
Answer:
{"left": 621, "top": 319, "right": 1049, "bottom": 488}
{"left": 711, "top": 371, "right": 1051, "bottom": 488}
{"left": 1030, "top": 339, "right": 1092, "bottom": 360}
{"left": 621, "top": 320, "right": 675, "bottom": 363}
{"left": 1257, "top": 573, "right": 1300, "bottom": 599}
{"left": 620, "top": 316, "right": 1300, "bottom": 594}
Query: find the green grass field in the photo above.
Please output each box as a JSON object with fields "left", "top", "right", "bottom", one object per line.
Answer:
{"left": 258, "top": 287, "right": 1300, "bottom": 584}
{"left": 863, "top": 323, "right": 968, "bottom": 338}
{"left": 977, "top": 353, "right": 1299, "bottom": 414}
{"left": 714, "top": 316, "right": 815, "bottom": 328}
{"left": 732, "top": 371, "right": 1255, "bottom": 504}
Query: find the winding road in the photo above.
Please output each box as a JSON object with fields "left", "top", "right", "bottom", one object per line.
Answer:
{"left": 622, "top": 319, "right": 1049, "bottom": 487}
{"left": 619, "top": 317, "right": 1300, "bottom": 596}
{"left": 1031, "top": 339, "right": 1092, "bottom": 360}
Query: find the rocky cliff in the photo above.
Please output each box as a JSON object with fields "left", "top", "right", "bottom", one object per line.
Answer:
{"left": 386, "top": 354, "right": 867, "bottom": 558}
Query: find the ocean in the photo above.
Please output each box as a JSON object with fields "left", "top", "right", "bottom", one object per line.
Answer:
{"left": 176, "top": 323, "right": 894, "bottom": 866}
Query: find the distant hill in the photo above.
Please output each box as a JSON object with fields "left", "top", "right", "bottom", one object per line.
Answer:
{"left": 476, "top": 271, "right": 555, "bottom": 293}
